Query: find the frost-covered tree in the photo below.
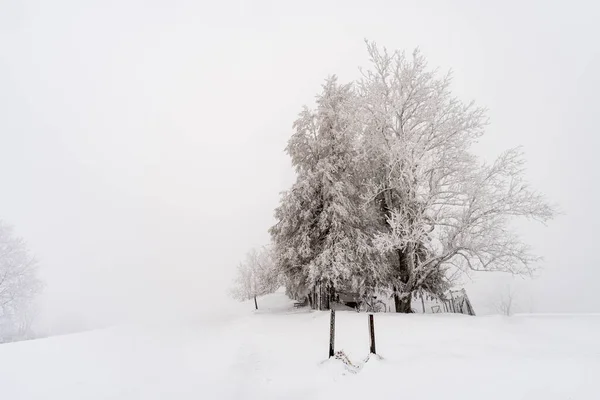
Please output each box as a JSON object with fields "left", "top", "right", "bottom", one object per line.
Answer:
{"left": 230, "top": 247, "right": 280, "bottom": 309}
{"left": 0, "top": 221, "right": 43, "bottom": 342}
{"left": 358, "top": 42, "right": 556, "bottom": 312}
{"left": 267, "top": 42, "right": 555, "bottom": 313}
{"left": 270, "top": 77, "right": 383, "bottom": 309}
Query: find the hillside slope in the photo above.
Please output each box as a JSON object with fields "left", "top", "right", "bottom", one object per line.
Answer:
{"left": 1, "top": 292, "right": 598, "bottom": 399}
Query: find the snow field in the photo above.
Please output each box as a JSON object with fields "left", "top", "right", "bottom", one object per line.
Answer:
{"left": 1, "top": 292, "right": 598, "bottom": 399}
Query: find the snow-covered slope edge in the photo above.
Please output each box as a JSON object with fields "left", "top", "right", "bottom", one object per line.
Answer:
{"left": 1, "top": 291, "right": 598, "bottom": 400}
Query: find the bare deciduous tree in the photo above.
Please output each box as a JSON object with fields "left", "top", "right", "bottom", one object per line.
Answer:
{"left": 491, "top": 285, "right": 518, "bottom": 316}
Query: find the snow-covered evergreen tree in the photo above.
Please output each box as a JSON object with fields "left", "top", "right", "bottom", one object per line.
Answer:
{"left": 270, "top": 77, "right": 383, "bottom": 309}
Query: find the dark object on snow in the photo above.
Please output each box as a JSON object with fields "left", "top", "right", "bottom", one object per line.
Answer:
{"left": 294, "top": 297, "right": 308, "bottom": 308}
{"left": 368, "top": 314, "right": 376, "bottom": 354}
{"left": 444, "top": 289, "right": 476, "bottom": 316}
{"left": 329, "top": 309, "right": 336, "bottom": 358}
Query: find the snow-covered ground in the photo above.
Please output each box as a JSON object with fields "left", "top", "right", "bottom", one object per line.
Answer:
{"left": 1, "top": 291, "right": 598, "bottom": 399}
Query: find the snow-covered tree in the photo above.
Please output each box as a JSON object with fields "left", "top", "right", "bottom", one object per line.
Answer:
{"left": 270, "top": 77, "right": 383, "bottom": 309}
{"left": 266, "top": 42, "right": 555, "bottom": 313}
{"left": 358, "top": 42, "right": 556, "bottom": 312}
{"left": 0, "top": 221, "right": 43, "bottom": 342}
{"left": 230, "top": 247, "right": 280, "bottom": 309}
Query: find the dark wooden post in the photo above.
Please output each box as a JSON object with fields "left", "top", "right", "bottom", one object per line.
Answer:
{"left": 449, "top": 291, "right": 456, "bottom": 313}
{"left": 329, "top": 309, "right": 336, "bottom": 358}
{"left": 368, "top": 314, "right": 376, "bottom": 354}
{"left": 254, "top": 295, "right": 258, "bottom": 310}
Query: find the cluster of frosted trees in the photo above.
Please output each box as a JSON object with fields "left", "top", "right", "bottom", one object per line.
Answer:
{"left": 237, "top": 42, "right": 555, "bottom": 313}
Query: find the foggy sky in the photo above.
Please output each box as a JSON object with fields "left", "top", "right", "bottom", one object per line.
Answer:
{"left": 1, "top": 0, "right": 598, "bottom": 330}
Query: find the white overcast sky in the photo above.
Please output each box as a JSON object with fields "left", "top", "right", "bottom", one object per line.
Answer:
{"left": 1, "top": 0, "right": 598, "bottom": 329}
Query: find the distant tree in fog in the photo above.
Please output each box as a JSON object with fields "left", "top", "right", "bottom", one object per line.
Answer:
{"left": 0, "top": 221, "right": 43, "bottom": 342}
{"left": 492, "top": 284, "right": 518, "bottom": 316}
{"left": 230, "top": 247, "right": 280, "bottom": 309}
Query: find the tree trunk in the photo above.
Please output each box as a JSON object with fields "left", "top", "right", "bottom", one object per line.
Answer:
{"left": 395, "top": 244, "right": 416, "bottom": 313}
{"left": 393, "top": 289, "right": 402, "bottom": 312}
{"left": 327, "top": 283, "right": 335, "bottom": 310}
{"left": 395, "top": 295, "right": 413, "bottom": 313}
{"left": 254, "top": 295, "right": 258, "bottom": 310}
{"left": 393, "top": 247, "right": 414, "bottom": 313}
{"left": 322, "top": 283, "right": 331, "bottom": 310}
{"left": 311, "top": 282, "right": 334, "bottom": 310}
{"left": 316, "top": 284, "right": 321, "bottom": 310}
{"left": 319, "top": 284, "right": 324, "bottom": 310}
